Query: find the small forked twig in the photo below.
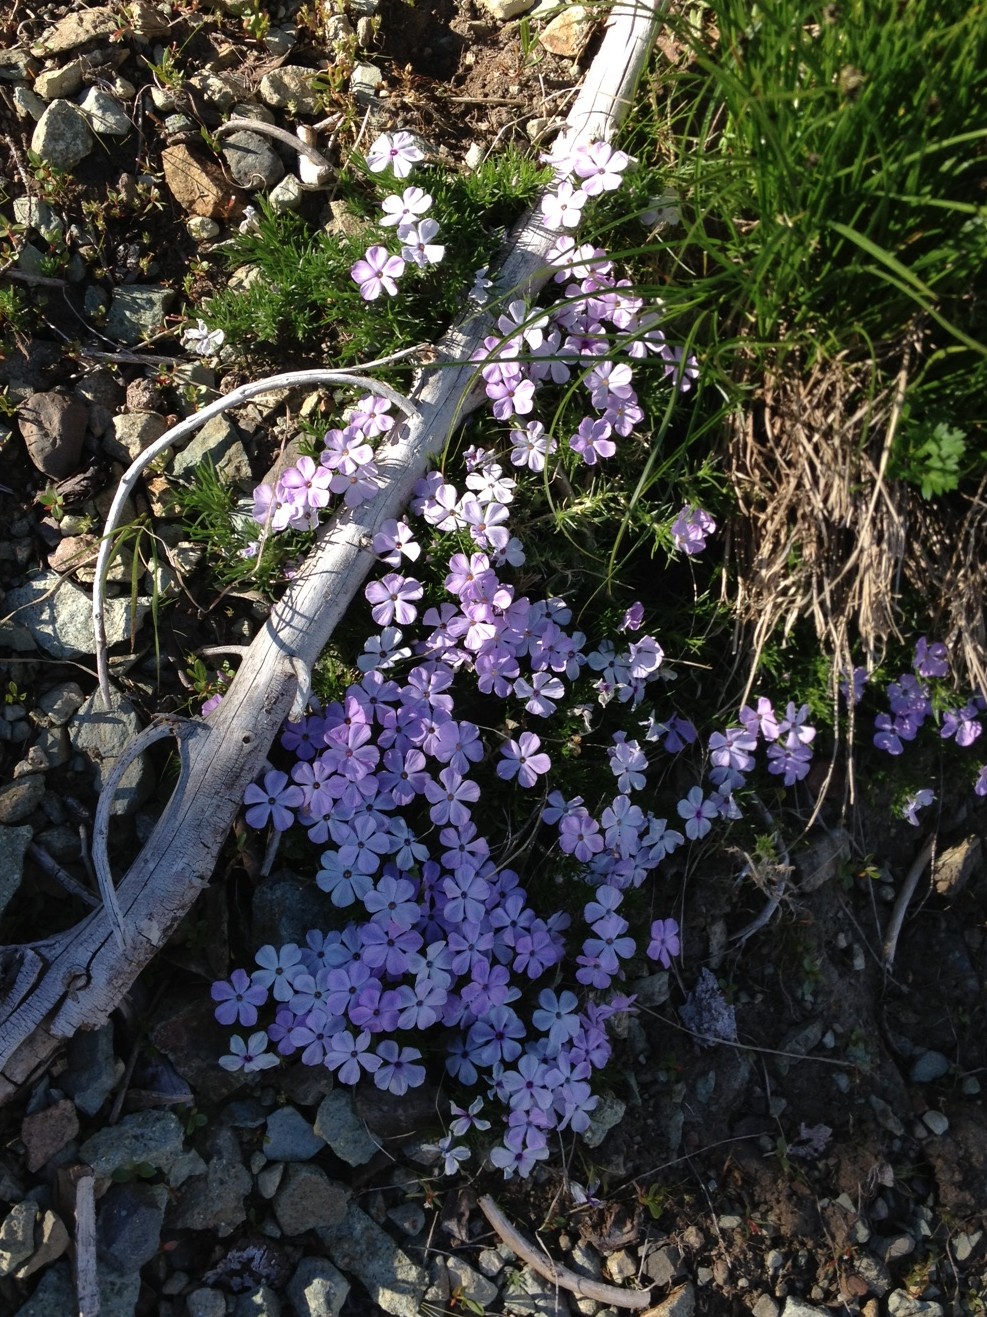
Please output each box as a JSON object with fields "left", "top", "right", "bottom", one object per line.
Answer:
{"left": 93, "top": 359, "right": 422, "bottom": 706}
{"left": 882, "top": 836, "right": 936, "bottom": 972}
{"left": 478, "top": 1194, "right": 652, "bottom": 1311}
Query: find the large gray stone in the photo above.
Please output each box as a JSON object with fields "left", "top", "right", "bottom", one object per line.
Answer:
{"left": 259, "top": 66, "right": 321, "bottom": 114}
{"left": 222, "top": 131, "right": 285, "bottom": 189}
{"left": 97, "top": 1181, "right": 169, "bottom": 1273}
{"left": 0, "top": 778, "right": 43, "bottom": 826}
{"left": 70, "top": 691, "right": 155, "bottom": 816}
{"left": 59, "top": 1021, "right": 116, "bottom": 1116}
{"left": 314, "top": 1090, "right": 378, "bottom": 1166}
{"left": 30, "top": 99, "right": 93, "bottom": 169}
{"left": 0, "top": 1201, "right": 37, "bottom": 1277}
{"left": 287, "top": 1256, "right": 350, "bottom": 1317}
{"left": 78, "top": 87, "right": 131, "bottom": 136}
{"left": 13, "top": 1260, "right": 75, "bottom": 1316}
{"left": 18, "top": 390, "right": 88, "bottom": 478}
{"left": 79, "top": 1110, "right": 187, "bottom": 1181}
{"left": 2, "top": 570, "right": 149, "bottom": 660}
{"left": 171, "top": 1127, "right": 252, "bottom": 1237}
{"left": 104, "top": 410, "right": 169, "bottom": 464}
{"left": 274, "top": 1165, "right": 349, "bottom": 1237}
{"left": 318, "top": 1202, "right": 427, "bottom": 1317}
{"left": 105, "top": 285, "right": 175, "bottom": 346}
{"left": 263, "top": 1106, "right": 326, "bottom": 1162}
{"left": 171, "top": 413, "right": 251, "bottom": 486}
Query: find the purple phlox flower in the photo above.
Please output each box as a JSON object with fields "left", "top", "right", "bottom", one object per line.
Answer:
{"left": 677, "top": 786, "right": 718, "bottom": 840}
{"left": 360, "top": 920, "right": 423, "bottom": 977}
{"left": 219, "top": 1031, "right": 279, "bottom": 1073}
{"left": 357, "top": 625, "right": 413, "bottom": 674}
{"left": 542, "top": 789, "right": 584, "bottom": 825}
{"left": 251, "top": 942, "right": 305, "bottom": 1002}
{"left": 320, "top": 426, "right": 373, "bottom": 475}
{"left": 432, "top": 719, "right": 484, "bottom": 776}
{"left": 777, "top": 702, "right": 816, "bottom": 750}
{"left": 316, "top": 851, "right": 373, "bottom": 907}
{"left": 542, "top": 180, "right": 588, "bottom": 229}
{"left": 441, "top": 869, "right": 491, "bottom": 926}
{"left": 279, "top": 455, "right": 334, "bottom": 511}
{"left": 584, "top": 911, "right": 636, "bottom": 975}
{"left": 373, "top": 1041, "right": 425, "bottom": 1096}
{"left": 738, "top": 696, "right": 780, "bottom": 742}
{"left": 497, "top": 733, "right": 552, "bottom": 787}
{"left": 569, "top": 416, "right": 615, "bottom": 465}
{"left": 267, "top": 1006, "right": 299, "bottom": 1058}
{"left": 450, "top": 1096, "right": 490, "bottom": 1136}
{"left": 643, "top": 712, "right": 698, "bottom": 753}
{"left": 349, "top": 981, "right": 402, "bottom": 1033}
{"left": 212, "top": 968, "right": 268, "bottom": 1027}
{"left": 461, "top": 959, "right": 520, "bottom": 1014}
{"left": 324, "top": 1029, "right": 382, "bottom": 1084}
{"left": 365, "top": 573, "right": 423, "bottom": 627}
{"left": 627, "top": 635, "right": 663, "bottom": 680}
{"left": 619, "top": 601, "right": 645, "bottom": 632}
{"left": 647, "top": 917, "right": 681, "bottom": 968}
{"left": 287, "top": 967, "right": 333, "bottom": 1017}
{"left": 347, "top": 392, "right": 395, "bottom": 437}
{"left": 671, "top": 505, "right": 716, "bottom": 555}
{"left": 377, "top": 746, "right": 431, "bottom": 807}
{"left": 424, "top": 766, "right": 480, "bottom": 827}
{"left": 708, "top": 725, "right": 757, "bottom": 773}
{"left": 509, "top": 419, "right": 557, "bottom": 473}
{"left": 324, "top": 719, "right": 379, "bottom": 782}
{"left": 532, "top": 988, "right": 581, "bottom": 1053}
{"left": 512, "top": 919, "right": 562, "bottom": 979}
{"left": 559, "top": 808, "right": 604, "bottom": 862}
{"left": 498, "top": 1053, "right": 555, "bottom": 1112}
{"left": 766, "top": 742, "right": 814, "bottom": 785}
{"left": 372, "top": 517, "right": 421, "bottom": 567}
{"left": 400, "top": 217, "right": 445, "bottom": 267}
{"left": 351, "top": 245, "right": 406, "bottom": 300}
{"left": 552, "top": 1072, "right": 599, "bottom": 1134}
{"left": 420, "top": 479, "right": 465, "bottom": 532}
{"left": 601, "top": 796, "right": 645, "bottom": 857}
{"left": 571, "top": 139, "right": 631, "bottom": 195}
{"left": 886, "top": 676, "right": 932, "bottom": 740}
{"left": 486, "top": 372, "right": 537, "bottom": 422}
{"left": 365, "top": 129, "right": 424, "bottom": 178}
{"left": 547, "top": 236, "right": 612, "bottom": 284}
{"left": 661, "top": 343, "right": 700, "bottom": 391}
{"left": 436, "top": 1133, "right": 471, "bottom": 1175}
{"left": 497, "top": 298, "right": 550, "bottom": 351}
{"left": 466, "top": 1003, "right": 526, "bottom": 1069}
{"left": 466, "top": 460, "right": 516, "bottom": 505}
{"left": 440, "top": 820, "right": 490, "bottom": 873}
{"left": 570, "top": 1179, "right": 604, "bottom": 1209}
{"left": 975, "top": 764, "right": 987, "bottom": 796}
{"left": 586, "top": 360, "right": 634, "bottom": 410}
{"left": 901, "top": 788, "right": 935, "bottom": 826}
{"left": 243, "top": 769, "right": 304, "bottom": 832}
{"left": 603, "top": 394, "right": 645, "bottom": 437}
{"left": 460, "top": 494, "right": 510, "bottom": 552}
{"left": 469, "top": 265, "right": 493, "bottom": 305}
{"left": 583, "top": 882, "right": 623, "bottom": 925}
{"left": 395, "top": 973, "right": 447, "bottom": 1030}
{"left": 608, "top": 731, "right": 648, "bottom": 793}
{"left": 513, "top": 671, "right": 565, "bottom": 718}
{"left": 363, "top": 873, "right": 419, "bottom": 927}
{"left": 380, "top": 184, "right": 432, "bottom": 227}
{"left": 941, "top": 703, "right": 982, "bottom": 747}
{"left": 914, "top": 637, "right": 950, "bottom": 679}
{"left": 288, "top": 1005, "right": 336, "bottom": 1066}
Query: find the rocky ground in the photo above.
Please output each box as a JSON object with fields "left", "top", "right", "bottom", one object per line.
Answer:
{"left": 1, "top": 2, "right": 987, "bottom": 1316}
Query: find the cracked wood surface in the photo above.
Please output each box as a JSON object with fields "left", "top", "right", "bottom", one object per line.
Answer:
{"left": 0, "top": 0, "right": 662, "bottom": 1105}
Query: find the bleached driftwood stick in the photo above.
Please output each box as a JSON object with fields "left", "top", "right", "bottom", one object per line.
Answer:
{"left": 73, "top": 1166, "right": 99, "bottom": 1317}
{"left": 478, "top": 1195, "right": 652, "bottom": 1309}
{"left": 0, "top": 0, "right": 662, "bottom": 1104}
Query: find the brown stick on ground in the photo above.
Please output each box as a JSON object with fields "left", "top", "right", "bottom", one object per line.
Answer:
{"left": 478, "top": 1194, "right": 653, "bottom": 1310}
{"left": 0, "top": 0, "right": 663, "bottom": 1104}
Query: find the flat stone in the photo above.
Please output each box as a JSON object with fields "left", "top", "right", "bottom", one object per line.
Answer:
{"left": 274, "top": 1164, "right": 349, "bottom": 1237}
{"left": 171, "top": 1128, "right": 252, "bottom": 1237}
{"left": 188, "top": 70, "right": 250, "bottom": 112}
{"left": 922, "top": 1110, "right": 949, "bottom": 1136}
{"left": 932, "top": 836, "right": 981, "bottom": 898}
{"left": 79, "top": 1109, "right": 187, "bottom": 1181}
{"left": 59, "top": 1021, "right": 116, "bottom": 1116}
{"left": 171, "top": 413, "right": 251, "bottom": 486}
{"left": 70, "top": 691, "right": 155, "bottom": 816}
{"left": 0, "top": 775, "right": 44, "bottom": 825}
{"left": 21, "top": 1099, "right": 80, "bottom": 1173}
{"left": 263, "top": 1106, "right": 326, "bottom": 1162}
{"left": 31, "top": 99, "right": 93, "bottom": 169}
{"left": 36, "top": 6, "right": 121, "bottom": 53}
{"left": 222, "top": 131, "right": 285, "bottom": 189}
{"left": 104, "top": 284, "right": 175, "bottom": 345}
{"left": 644, "top": 1243, "right": 682, "bottom": 1287}
{"left": 314, "top": 1090, "right": 379, "bottom": 1166}
{"left": 582, "top": 1090, "right": 625, "bottom": 1148}
{"left": 162, "top": 141, "right": 238, "bottom": 219}
{"left": 0, "top": 49, "right": 39, "bottom": 81}
{"left": 187, "top": 1290, "right": 228, "bottom": 1317}
{"left": 781, "top": 1301, "right": 829, "bottom": 1317}
{"left": 318, "top": 1201, "right": 427, "bottom": 1317}
{"left": 78, "top": 87, "right": 132, "bottom": 136}
{"left": 268, "top": 174, "right": 304, "bottom": 213}
{"left": 12, "top": 1260, "right": 74, "bottom": 1315}
{"left": 481, "top": 0, "right": 536, "bottom": 16}
{"left": 0, "top": 825, "right": 33, "bottom": 916}
{"left": 234, "top": 1285, "right": 282, "bottom": 1316}
{"left": 851, "top": 1251, "right": 891, "bottom": 1296}
{"left": 13, "top": 86, "right": 46, "bottom": 121}
{"left": 646, "top": 1284, "right": 695, "bottom": 1317}
{"left": 18, "top": 389, "right": 88, "bottom": 478}
{"left": 752, "top": 1298, "right": 779, "bottom": 1317}
{"left": 96, "top": 1181, "right": 168, "bottom": 1272}
{"left": 446, "top": 1254, "right": 500, "bottom": 1308}
{"left": 886, "top": 1295, "right": 943, "bottom": 1317}
{"left": 259, "top": 66, "right": 322, "bottom": 114}
{"left": 910, "top": 1050, "right": 951, "bottom": 1084}
{"left": 503, "top": 1263, "right": 573, "bottom": 1315}
{"left": 287, "top": 1256, "right": 350, "bottom": 1317}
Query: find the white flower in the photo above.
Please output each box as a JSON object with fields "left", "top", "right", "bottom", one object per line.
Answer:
{"left": 365, "top": 130, "right": 425, "bottom": 179}
{"left": 541, "top": 181, "right": 588, "bottom": 230}
{"left": 181, "top": 319, "right": 225, "bottom": 356}
{"left": 469, "top": 266, "right": 493, "bottom": 306}
{"left": 219, "top": 1032, "right": 279, "bottom": 1073}
{"left": 380, "top": 186, "right": 432, "bottom": 227}
{"left": 400, "top": 218, "right": 445, "bottom": 267}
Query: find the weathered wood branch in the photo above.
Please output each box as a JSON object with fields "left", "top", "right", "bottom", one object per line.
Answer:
{"left": 0, "top": 0, "right": 662, "bottom": 1104}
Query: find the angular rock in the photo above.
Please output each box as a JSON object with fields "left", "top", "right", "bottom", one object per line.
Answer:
{"left": 263, "top": 1106, "right": 326, "bottom": 1162}
{"left": 648, "top": 1284, "right": 695, "bottom": 1317}
{"left": 163, "top": 142, "right": 238, "bottom": 219}
{"left": 18, "top": 390, "right": 88, "bottom": 478}
{"left": 15, "top": 1208, "right": 69, "bottom": 1280}
{"left": 104, "top": 409, "right": 169, "bottom": 464}
{"left": 503, "top": 1264, "right": 573, "bottom": 1315}
{"left": 171, "top": 1128, "right": 252, "bottom": 1237}
{"left": 222, "top": 131, "right": 285, "bottom": 188}
{"left": 287, "top": 1256, "right": 350, "bottom": 1317}
{"left": 318, "top": 1201, "right": 427, "bottom": 1317}
{"left": 171, "top": 413, "right": 251, "bottom": 486}
{"left": 0, "top": 1201, "right": 37, "bottom": 1277}
{"left": 59, "top": 1021, "right": 116, "bottom": 1116}
{"left": 274, "top": 1164, "right": 349, "bottom": 1236}
{"left": 445, "top": 1254, "right": 500, "bottom": 1308}
{"left": 187, "top": 1289, "right": 228, "bottom": 1317}
{"left": 481, "top": 0, "right": 536, "bottom": 16}
{"left": 0, "top": 825, "right": 33, "bottom": 916}
{"left": 79, "top": 1109, "right": 187, "bottom": 1181}
{"left": 37, "top": 681, "right": 86, "bottom": 725}
{"left": 234, "top": 1285, "right": 282, "bottom": 1316}
{"left": 781, "top": 1301, "right": 829, "bottom": 1317}
{"left": 31, "top": 99, "right": 93, "bottom": 169}
{"left": 268, "top": 175, "right": 304, "bottom": 213}
{"left": 539, "top": 4, "right": 594, "bottom": 57}
{"left": 910, "top": 1050, "right": 950, "bottom": 1084}
{"left": 34, "top": 61, "right": 85, "bottom": 100}
{"left": 12, "top": 1259, "right": 75, "bottom": 1315}
{"left": 13, "top": 86, "right": 46, "bottom": 121}
{"left": 21, "top": 1098, "right": 80, "bottom": 1173}
{"left": 104, "top": 284, "right": 175, "bottom": 346}
{"left": 70, "top": 691, "right": 155, "bottom": 815}
{"left": 97, "top": 1181, "right": 168, "bottom": 1273}
{"left": 259, "top": 66, "right": 322, "bottom": 114}
{"left": 932, "top": 836, "right": 981, "bottom": 898}
{"left": 314, "top": 1090, "right": 378, "bottom": 1166}
{"left": 78, "top": 87, "right": 132, "bottom": 137}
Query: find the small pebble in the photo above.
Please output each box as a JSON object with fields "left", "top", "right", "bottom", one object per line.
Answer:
{"left": 922, "top": 1110, "right": 949, "bottom": 1136}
